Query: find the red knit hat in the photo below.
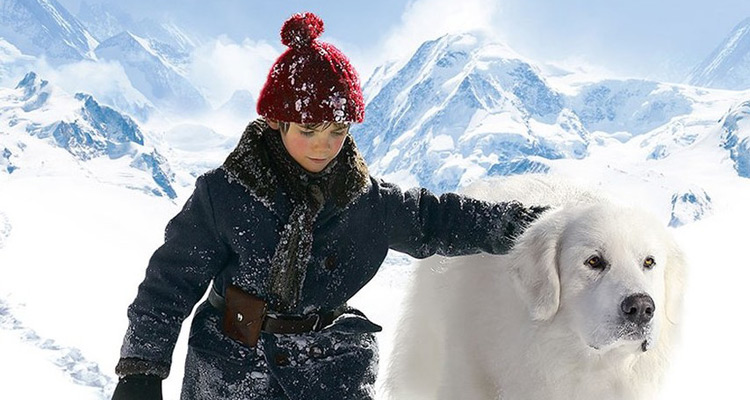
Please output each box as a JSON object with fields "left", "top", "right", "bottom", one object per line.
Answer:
{"left": 256, "top": 12, "right": 365, "bottom": 124}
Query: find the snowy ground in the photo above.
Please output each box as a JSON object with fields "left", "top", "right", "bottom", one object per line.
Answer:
{"left": 1, "top": 136, "right": 750, "bottom": 399}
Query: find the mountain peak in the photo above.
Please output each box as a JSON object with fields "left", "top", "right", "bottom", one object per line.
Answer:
{"left": 16, "top": 71, "right": 44, "bottom": 90}
{"left": 435, "top": 31, "right": 524, "bottom": 61}
{"left": 95, "top": 31, "right": 209, "bottom": 115}
{"left": 76, "top": 2, "right": 199, "bottom": 52}
{"left": 353, "top": 32, "right": 578, "bottom": 192}
{"left": 1, "top": 78, "right": 176, "bottom": 198}
{"left": 688, "top": 17, "right": 750, "bottom": 89}
{"left": 15, "top": 71, "right": 51, "bottom": 107}
{"left": 96, "top": 31, "right": 145, "bottom": 51}
{"left": 0, "top": 0, "right": 98, "bottom": 64}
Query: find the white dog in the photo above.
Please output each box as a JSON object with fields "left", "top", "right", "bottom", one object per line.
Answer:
{"left": 380, "top": 175, "right": 686, "bottom": 400}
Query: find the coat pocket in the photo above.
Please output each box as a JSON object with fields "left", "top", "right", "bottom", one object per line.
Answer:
{"left": 263, "top": 329, "right": 379, "bottom": 400}
{"left": 187, "top": 302, "right": 261, "bottom": 365}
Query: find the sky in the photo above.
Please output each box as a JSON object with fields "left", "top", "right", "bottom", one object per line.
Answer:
{"left": 53, "top": 0, "right": 750, "bottom": 85}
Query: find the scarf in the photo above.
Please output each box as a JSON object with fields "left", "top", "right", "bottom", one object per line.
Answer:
{"left": 222, "top": 119, "right": 369, "bottom": 312}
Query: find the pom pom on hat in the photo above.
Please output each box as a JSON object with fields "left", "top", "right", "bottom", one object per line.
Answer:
{"left": 257, "top": 12, "right": 365, "bottom": 124}
{"left": 280, "top": 12, "right": 324, "bottom": 49}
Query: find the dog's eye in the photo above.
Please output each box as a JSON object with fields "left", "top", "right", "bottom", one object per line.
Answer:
{"left": 585, "top": 255, "right": 606, "bottom": 270}
{"left": 643, "top": 256, "right": 656, "bottom": 269}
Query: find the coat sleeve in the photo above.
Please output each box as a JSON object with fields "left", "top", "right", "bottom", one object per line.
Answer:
{"left": 115, "top": 174, "right": 230, "bottom": 379}
{"left": 380, "top": 180, "right": 541, "bottom": 259}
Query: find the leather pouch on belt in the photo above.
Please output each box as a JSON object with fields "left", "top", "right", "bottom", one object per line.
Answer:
{"left": 222, "top": 285, "right": 267, "bottom": 348}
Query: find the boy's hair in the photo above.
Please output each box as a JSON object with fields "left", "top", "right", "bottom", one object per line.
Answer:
{"left": 278, "top": 121, "right": 350, "bottom": 135}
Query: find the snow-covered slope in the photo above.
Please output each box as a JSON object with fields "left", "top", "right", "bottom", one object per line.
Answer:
{"left": 0, "top": 0, "right": 98, "bottom": 65}
{"left": 73, "top": 0, "right": 127, "bottom": 43}
{"left": 94, "top": 31, "right": 209, "bottom": 116}
{"left": 0, "top": 176, "right": 180, "bottom": 399}
{"left": 688, "top": 17, "right": 750, "bottom": 90}
{"left": 669, "top": 187, "right": 713, "bottom": 228}
{"left": 0, "top": 71, "right": 177, "bottom": 198}
{"left": 717, "top": 99, "right": 750, "bottom": 177}
{"left": 568, "top": 79, "right": 693, "bottom": 136}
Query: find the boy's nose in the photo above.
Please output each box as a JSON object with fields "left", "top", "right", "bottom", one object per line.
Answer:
{"left": 312, "top": 137, "right": 331, "bottom": 151}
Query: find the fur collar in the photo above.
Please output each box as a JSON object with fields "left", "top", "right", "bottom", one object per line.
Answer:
{"left": 222, "top": 118, "right": 371, "bottom": 311}
{"left": 222, "top": 118, "right": 370, "bottom": 211}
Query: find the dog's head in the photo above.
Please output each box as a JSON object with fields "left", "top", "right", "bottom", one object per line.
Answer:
{"left": 508, "top": 201, "right": 685, "bottom": 353}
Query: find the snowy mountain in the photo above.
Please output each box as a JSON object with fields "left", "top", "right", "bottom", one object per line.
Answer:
{"left": 0, "top": 0, "right": 209, "bottom": 120}
{"left": 217, "top": 89, "right": 254, "bottom": 118}
{"left": 688, "top": 17, "right": 750, "bottom": 90}
{"left": 353, "top": 33, "right": 588, "bottom": 192}
{"left": 718, "top": 99, "right": 750, "bottom": 177}
{"left": 73, "top": 0, "right": 127, "bottom": 43}
{"left": 94, "top": 31, "right": 209, "bottom": 116}
{"left": 0, "top": 71, "right": 177, "bottom": 198}
{"left": 568, "top": 79, "right": 693, "bottom": 137}
{"left": 76, "top": 1, "right": 198, "bottom": 72}
{"left": 352, "top": 33, "right": 708, "bottom": 193}
{"left": 669, "top": 187, "right": 713, "bottom": 227}
{"left": 76, "top": 1, "right": 199, "bottom": 51}
{"left": 0, "top": 0, "right": 98, "bottom": 65}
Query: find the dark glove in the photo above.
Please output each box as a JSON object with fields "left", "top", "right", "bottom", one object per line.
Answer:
{"left": 505, "top": 204, "right": 550, "bottom": 244}
{"left": 111, "top": 374, "right": 163, "bottom": 400}
{"left": 523, "top": 205, "right": 550, "bottom": 225}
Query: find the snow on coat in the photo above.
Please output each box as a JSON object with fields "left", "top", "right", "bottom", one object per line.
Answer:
{"left": 115, "top": 119, "right": 537, "bottom": 399}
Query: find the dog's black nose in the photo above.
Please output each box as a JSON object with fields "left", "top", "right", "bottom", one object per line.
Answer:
{"left": 621, "top": 294, "right": 655, "bottom": 325}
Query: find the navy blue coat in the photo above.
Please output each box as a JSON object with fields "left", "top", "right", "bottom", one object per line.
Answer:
{"left": 116, "top": 121, "right": 535, "bottom": 399}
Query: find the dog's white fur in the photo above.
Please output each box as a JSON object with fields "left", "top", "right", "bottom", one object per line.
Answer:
{"left": 380, "top": 175, "right": 686, "bottom": 400}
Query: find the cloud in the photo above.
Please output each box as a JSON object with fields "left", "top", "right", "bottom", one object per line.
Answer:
{"left": 377, "top": 0, "right": 503, "bottom": 62}
{"left": 46, "top": 60, "right": 145, "bottom": 99}
{"left": 186, "top": 36, "right": 279, "bottom": 108}
{"left": 32, "top": 58, "right": 155, "bottom": 122}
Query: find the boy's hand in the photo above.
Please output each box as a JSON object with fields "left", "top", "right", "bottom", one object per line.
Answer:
{"left": 111, "top": 374, "right": 162, "bottom": 400}
{"left": 508, "top": 204, "right": 550, "bottom": 239}
{"left": 524, "top": 205, "right": 550, "bottom": 225}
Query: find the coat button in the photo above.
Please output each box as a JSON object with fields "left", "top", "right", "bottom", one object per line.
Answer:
{"left": 309, "top": 185, "right": 324, "bottom": 205}
{"left": 324, "top": 256, "right": 337, "bottom": 271}
{"left": 275, "top": 353, "right": 290, "bottom": 366}
{"left": 308, "top": 345, "right": 324, "bottom": 359}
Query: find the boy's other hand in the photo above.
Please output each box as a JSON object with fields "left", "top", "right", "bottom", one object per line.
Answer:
{"left": 111, "top": 374, "right": 162, "bottom": 400}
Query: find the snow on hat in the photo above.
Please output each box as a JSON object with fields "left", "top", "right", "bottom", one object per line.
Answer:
{"left": 256, "top": 12, "right": 365, "bottom": 124}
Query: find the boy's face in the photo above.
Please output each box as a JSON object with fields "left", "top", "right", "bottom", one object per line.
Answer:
{"left": 277, "top": 121, "right": 349, "bottom": 173}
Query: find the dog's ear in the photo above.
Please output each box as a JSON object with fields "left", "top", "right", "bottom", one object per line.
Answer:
{"left": 508, "top": 213, "right": 562, "bottom": 321}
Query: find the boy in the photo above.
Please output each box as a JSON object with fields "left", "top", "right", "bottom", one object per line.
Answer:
{"left": 112, "top": 12, "right": 545, "bottom": 400}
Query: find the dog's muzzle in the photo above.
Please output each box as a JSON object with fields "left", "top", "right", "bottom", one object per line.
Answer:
{"left": 620, "top": 293, "right": 656, "bottom": 352}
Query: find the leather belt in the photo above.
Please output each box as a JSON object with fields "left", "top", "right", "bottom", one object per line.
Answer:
{"left": 208, "top": 286, "right": 343, "bottom": 334}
